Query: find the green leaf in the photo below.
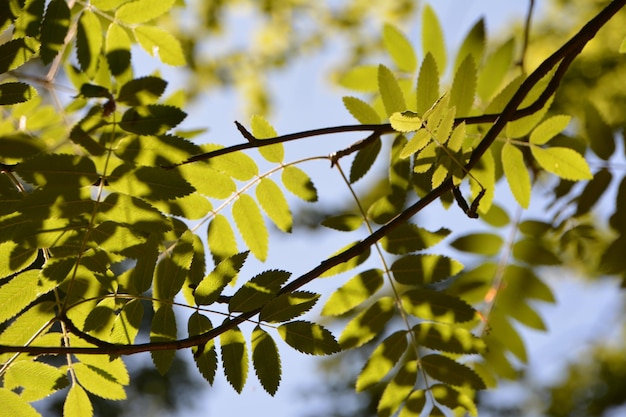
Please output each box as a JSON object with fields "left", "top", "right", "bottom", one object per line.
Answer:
{"left": 356, "top": 330, "right": 408, "bottom": 392}
{"left": 321, "top": 269, "right": 384, "bottom": 316}
{"left": 154, "top": 256, "right": 189, "bottom": 305}
{"left": 399, "top": 390, "right": 427, "bottom": 417}
{"left": 391, "top": 254, "right": 463, "bottom": 285}
{"left": 117, "top": 76, "right": 168, "bottom": 105}
{"left": 220, "top": 325, "right": 248, "bottom": 393}
{"left": 401, "top": 288, "right": 477, "bottom": 323}
{"left": 450, "top": 55, "right": 476, "bottom": 116}
{"left": 416, "top": 53, "right": 440, "bottom": 114}
{"left": 381, "top": 224, "right": 450, "bottom": 255}
{"left": 229, "top": 269, "right": 291, "bottom": 313}
{"left": 281, "top": 166, "right": 318, "bottom": 202}
{"left": 454, "top": 18, "right": 485, "bottom": 72}
{"left": 4, "top": 360, "right": 68, "bottom": 401}
{"left": 0, "top": 37, "right": 40, "bottom": 73}
{"left": 450, "top": 232, "right": 503, "bottom": 256}
{"left": 383, "top": 23, "right": 417, "bottom": 73}
{"left": 256, "top": 178, "right": 292, "bottom": 233}
{"left": 110, "top": 299, "right": 143, "bottom": 344}
{"left": 0, "top": 387, "right": 42, "bottom": 417}
{"left": 39, "top": 0, "right": 69, "bottom": 64}
{"left": 73, "top": 362, "right": 126, "bottom": 400}
{"left": 319, "top": 242, "right": 371, "bottom": 278}
{"left": 583, "top": 101, "right": 615, "bottom": 159}
{"left": 278, "top": 321, "right": 340, "bottom": 355}
{"left": 576, "top": 168, "right": 612, "bottom": 216}
{"left": 200, "top": 144, "right": 259, "bottom": 181}
{"left": 120, "top": 104, "right": 187, "bottom": 135}
{"left": 378, "top": 64, "right": 406, "bottom": 117}
{"left": 115, "top": 0, "right": 175, "bottom": 24}
{"left": 390, "top": 110, "right": 423, "bottom": 133}
{"left": 343, "top": 96, "right": 381, "bottom": 124}
{"left": 251, "top": 326, "right": 281, "bottom": 395}
{"left": 321, "top": 213, "right": 363, "bottom": 232}
{"left": 512, "top": 238, "right": 560, "bottom": 265}
{"left": 108, "top": 164, "right": 194, "bottom": 201}
{"left": 477, "top": 38, "right": 515, "bottom": 100}
{"left": 188, "top": 313, "right": 217, "bottom": 384}
{"left": 251, "top": 115, "right": 284, "bottom": 163}
{"left": 232, "top": 194, "right": 269, "bottom": 261}
{"left": 105, "top": 22, "right": 132, "bottom": 81}
{"left": 399, "top": 129, "right": 430, "bottom": 159}
{"left": 0, "top": 133, "right": 46, "bottom": 163}
{"left": 502, "top": 142, "right": 531, "bottom": 208}
{"left": 378, "top": 360, "right": 418, "bottom": 417}
{"left": 350, "top": 137, "right": 382, "bottom": 183}
{"left": 0, "top": 270, "right": 56, "bottom": 324}
{"left": 150, "top": 305, "right": 177, "bottom": 375}
{"left": 0, "top": 241, "right": 38, "bottom": 278}
{"left": 0, "top": 301, "right": 56, "bottom": 359}
{"left": 338, "top": 65, "right": 379, "bottom": 92}
{"left": 505, "top": 75, "right": 554, "bottom": 138}
{"left": 529, "top": 115, "right": 571, "bottom": 146}
{"left": 76, "top": 10, "right": 102, "bottom": 77}
{"left": 134, "top": 25, "right": 186, "bottom": 66}
{"left": 194, "top": 252, "right": 248, "bottom": 305}
{"left": 422, "top": 5, "right": 446, "bottom": 72}
{"left": 339, "top": 296, "right": 395, "bottom": 349}
{"left": 259, "top": 291, "right": 320, "bottom": 323}
{"left": 177, "top": 163, "right": 235, "bottom": 199}
{"left": 64, "top": 384, "right": 93, "bottom": 417}
{"left": 530, "top": 145, "right": 592, "bottom": 180}
{"left": 422, "top": 354, "right": 485, "bottom": 390}
{"left": 412, "top": 323, "right": 486, "bottom": 354}
{"left": 430, "top": 383, "right": 478, "bottom": 417}
{"left": 98, "top": 193, "right": 170, "bottom": 234}
{"left": 207, "top": 214, "right": 238, "bottom": 265}
{"left": 0, "top": 82, "right": 37, "bottom": 105}
{"left": 13, "top": 0, "right": 44, "bottom": 38}
{"left": 16, "top": 154, "right": 98, "bottom": 187}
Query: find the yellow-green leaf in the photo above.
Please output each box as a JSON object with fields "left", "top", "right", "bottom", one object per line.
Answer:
{"left": 530, "top": 145, "right": 592, "bottom": 180}
{"left": 105, "top": 22, "right": 132, "bottom": 82}
{"left": 251, "top": 326, "right": 281, "bottom": 396}
{"left": 350, "top": 137, "right": 382, "bottom": 183}
{"left": 73, "top": 362, "right": 126, "bottom": 400}
{"left": 251, "top": 115, "right": 283, "bottom": 163}
{"left": 134, "top": 25, "right": 186, "bottom": 66}
{"left": 356, "top": 331, "right": 407, "bottom": 391}
{"left": 207, "top": 214, "right": 239, "bottom": 264}
{"left": 319, "top": 242, "right": 371, "bottom": 278}
{"left": 115, "top": 0, "right": 176, "bottom": 24}
{"left": 76, "top": 10, "right": 102, "bottom": 77}
{"left": 343, "top": 96, "right": 381, "bottom": 124}
{"left": 0, "top": 37, "right": 40, "bottom": 73}
{"left": 338, "top": 65, "right": 378, "bottom": 92}
{"left": 321, "top": 269, "right": 383, "bottom": 316}
{"left": 378, "top": 360, "right": 418, "bottom": 417}
{"left": 450, "top": 232, "right": 503, "bottom": 256}
{"left": 416, "top": 52, "right": 440, "bottom": 114}
{"left": 339, "top": 296, "right": 395, "bottom": 349}
{"left": 188, "top": 312, "right": 217, "bottom": 384}
{"left": 150, "top": 305, "right": 177, "bottom": 375}
{"left": 412, "top": 323, "right": 486, "bottom": 354}
{"left": 39, "top": 0, "right": 69, "bottom": 64}
{"left": 229, "top": 269, "right": 291, "bottom": 313}
{"left": 401, "top": 288, "right": 477, "bottom": 323}
{"left": 321, "top": 213, "right": 364, "bottom": 232}
{"left": 422, "top": 354, "right": 486, "bottom": 390}
{"left": 422, "top": 5, "right": 446, "bottom": 71}
{"left": 477, "top": 38, "right": 515, "bottom": 100}
{"left": 282, "top": 166, "right": 318, "bottom": 202}
{"left": 378, "top": 64, "right": 407, "bottom": 117}
{"left": 450, "top": 55, "right": 476, "bottom": 116}
{"left": 381, "top": 224, "right": 450, "bottom": 255}
{"left": 4, "top": 360, "right": 68, "bottom": 401}
{"left": 391, "top": 254, "right": 463, "bottom": 285}
{"left": 256, "top": 178, "right": 292, "bottom": 233}
{"left": 220, "top": 325, "right": 248, "bottom": 393}
{"left": 0, "top": 270, "right": 56, "bottom": 324}
{"left": 232, "top": 194, "right": 269, "bottom": 261}
{"left": 195, "top": 252, "right": 248, "bottom": 305}
{"left": 390, "top": 110, "right": 423, "bottom": 133}
{"left": 454, "top": 18, "right": 485, "bottom": 72}
{"left": 0, "top": 387, "right": 42, "bottom": 417}
{"left": 259, "top": 291, "right": 320, "bottom": 323}
{"left": 529, "top": 115, "right": 571, "bottom": 145}
{"left": 64, "top": 384, "right": 93, "bottom": 417}
{"left": 431, "top": 383, "right": 478, "bottom": 417}
{"left": 502, "top": 142, "right": 531, "bottom": 208}
{"left": 383, "top": 23, "right": 417, "bottom": 73}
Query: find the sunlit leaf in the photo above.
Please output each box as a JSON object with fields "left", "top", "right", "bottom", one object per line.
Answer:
{"left": 117, "top": 76, "right": 167, "bottom": 106}
{"left": 321, "top": 213, "right": 363, "bottom": 232}
{"left": 356, "top": 331, "right": 407, "bottom": 392}
{"left": 529, "top": 115, "right": 571, "bottom": 146}
{"left": 220, "top": 325, "right": 248, "bottom": 393}
{"left": 76, "top": 10, "right": 102, "bottom": 77}
{"left": 431, "top": 383, "right": 478, "bottom": 417}
{"left": 252, "top": 326, "right": 281, "bottom": 395}
{"left": 108, "top": 164, "right": 194, "bottom": 201}
{"left": 259, "top": 291, "right": 320, "bottom": 323}
{"left": 195, "top": 252, "right": 248, "bottom": 305}
{"left": 0, "top": 37, "right": 40, "bottom": 73}
{"left": 282, "top": 166, "right": 318, "bottom": 202}
{"left": 150, "top": 305, "right": 177, "bottom": 375}
{"left": 390, "top": 110, "right": 423, "bottom": 133}
{"left": 401, "top": 288, "right": 477, "bottom": 323}
{"left": 4, "top": 360, "right": 68, "bottom": 401}
{"left": 251, "top": 114, "right": 283, "bottom": 163}
{"left": 232, "top": 194, "right": 269, "bottom": 261}
{"left": 16, "top": 154, "right": 98, "bottom": 187}
{"left": 422, "top": 5, "right": 446, "bottom": 71}
{"left": 106, "top": 22, "right": 132, "bottom": 81}
{"left": 530, "top": 145, "right": 592, "bottom": 180}
{"left": 378, "top": 64, "right": 407, "bottom": 117}
{"left": 422, "top": 354, "right": 485, "bottom": 390}
{"left": 0, "top": 388, "right": 42, "bottom": 417}
{"left": 13, "top": 0, "right": 44, "bottom": 38}
{"left": 343, "top": 96, "right": 381, "bottom": 124}
{"left": 502, "top": 142, "right": 531, "bottom": 208}
{"left": 0, "top": 82, "right": 37, "bottom": 105}
{"left": 0, "top": 270, "right": 56, "bottom": 324}
{"left": 110, "top": 299, "right": 143, "bottom": 344}
{"left": 120, "top": 105, "right": 187, "bottom": 135}
{"left": 383, "top": 23, "right": 417, "bottom": 73}
{"left": 134, "top": 25, "right": 186, "bottom": 66}
{"left": 450, "top": 232, "right": 503, "bottom": 256}
{"left": 477, "top": 38, "right": 515, "bottom": 101}
{"left": 278, "top": 321, "right": 340, "bottom": 355}
{"left": 338, "top": 65, "right": 378, "bottom": 92}
{"left": 73, "top": 362, "right": 126, "bottom": 400}
{"left": 381, "top": 224, "right": 450, "bottom": 255}
{"left": 391, "top": 254, "right": 463, "bottom": 285}
{"left": 229, "top": 269, "right": 291, "bottom": 313}
{"left": 450, "top": 55, "right": 476, "bottom": 116}
{"left": 339, "top": 297, "right": 395, "bottom": 349}
{"left": 115, "top": 0, "right": 176, "bottom": 24}
{"left": 399, "top": 390, "right": 427, "bottom": 417}
{"left": 416, "top": 53, "right": 440, "bottom": 114}
{"left": 412, "top": 323, "right": 486, "bottom": 354}
{"left": 188, "top": 312, "right": 217, "bottom": 384}
{"left": 378, "top": 359, "right": 418, "bottom": 417}
{"left": 454, "top": 18, "right": 485, "bottom": 72}
{"left": 319, "top": 242, "right": 371, "bottom": 278}
{"left": 64, "top": 384, "right": 93, "bottom": 417}
{"left": 256, "top": 178, "right": 292, "bottom": 233}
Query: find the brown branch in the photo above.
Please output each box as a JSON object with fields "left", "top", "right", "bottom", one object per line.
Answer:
{"left": 1, "top": 0, "right": 624, "bottom": 356}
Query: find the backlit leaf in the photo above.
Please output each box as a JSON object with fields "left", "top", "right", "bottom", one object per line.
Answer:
{"left": 343, "top": 96, "right": 381, "bottom": 124}
{"left": 120, "top": 105, "right": 187, "bottom": 135}
{"left": 378, "top": 64, "right": 407, "bottom": 117}
{"left": 321, "top": 213, "right": 363, "bottom": 232}
{"left": 64, "top": 384, "right": 93, "bottom": 417}
{"left": 530, "top": 145, "right": 592, "bottom": 180}
{"left": 450, "top": 55, "right": 476, "bottom": 116}
{"left": 502, "top": 142, "right": 531, "bottom": 208}
{"left": 13, "top": 0, "right": 44, "bottom": 38}
{"left": 454, "top": 18, "right": 485, "bottom": 72}
{"left": 356, "top": 330, "right": 408, "bottom": 391}
{"left": 229, "top": 269, "right": 291, "bottom": 313}
{"left": 4, "top": 360, "right": 68, "bottom": 401}
{"left": 134, "top": 25, "right": 186, "bottom": 66}
{"left": 194, "top": 252, "right": 248, "bottom": 305}
{"left": 259, "top": 291, "right": 320, "bottom": 323}
{"left": 401, "top": 288, "right": 477, "bottom": 323}
{"left": 106, "top": 22, "right": 132, "bottom": 81}
{"left": 319, "top": 242, "right": 371, "bottom": 278}
{"left": 378, "top": 359, "right": 418, "bottom": 417}
{"left": 339, "top": 296, "right": 395, "bottom": 349}
{"left": 512, "top": 238, "right": 560, "bottom": 265}
{"left": 450, "top": 232, "right": 503, "bottom": 256}
{"left": 282, "top": 166, "right": 318, "bottom": 202}
{"left": 422, "top": 354, "right": 485, "bottom": 390}
{"left": 422, "top": 5, "right": 446, "bottom": 71}
{"left": 73, "top": 362, "right": 126, "bottom": 400}
{"left": 412, "top": 323, "right": 486, "bottom": 354}
{"left": 0, "top": 37, "right": 40, "bottom": 73}
{"left": 108, "top": 164, "right": 194, "bottom": 201}
{"left": 391, "top": 254, "right": 463, "bottom": 285}
{"left": 278, "top": 321, "right": 340, "bottom": 355}
{"left": 338, "top": 65, "right": 378, "bottom": 92}
{"left": 39, "top": 0, "right": 69, "bottom": 64}
{"left": 232, "top": 194, "right": 269, "bottom": 261}
{"left": 381, "top": 224, "right": 450, "bottom": 255}
{"left": 115, "top": 0, "right": 176, "bottom": 24}
{"left": 117, "top": 76, "right": 167, "bottom": 105}
{"left": 350, "top": 137, "right": 382, "bottom": 183}
{"left": 321, "top": 269, "right": 384, "bottom": 316}
{"left": 251, "top": 114, "right": 283, "bottom": 163}
{"left": 110, "top": 299, "right": 143, "bottom": 344}
{"left": 207, "top": 214, "right": 238, "bottom": 264}
{"left": 0, "top": 82, "right": 37, "bottom": 105}
{"left": 416, "top": 53, "right": 440, "bottom": 114}
{"left": 256, "top": 178, "right": 292, "bottom": 233}
{"left": 477, "top": 38, "right": 515, "bottom": 100}
{"left": 529, "top": 115, "right": 571, "bottom": 145}
{"left": 431, "top": 383, "right": 478, "bottom": 417}
{"left": 16, "top": 154, "right": 98, "bottom": 187}
{"left": 150, "top": 305, "right": 177, "bottom": 375}
{"left": 0, "top": 270, "right": 56, "bottom": 324}
{"left": 383, "top": 23, "right": 417, "bottom": 73}
{"left": 76, "top": 10, "right": 102, "bottom": 77}
{"left": 399, "top": 390, "right": 427, "bottom": 417}
{"left": 390, "top": 110, "right": 423, "bottom": 133}
{"left": 188, "top": 312, "right": 217, "bottom": 384}
{"left": 220, "top": 325, "right": 248, "bottom": 393}
{"left": 0, "top": 388, "right": 42, "bottom": 417}
{"left": 584, "top": 101, "right": 615, "bottom": 160}
{"left": 251, "top": 326, "right": 281, "bottom": 395}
